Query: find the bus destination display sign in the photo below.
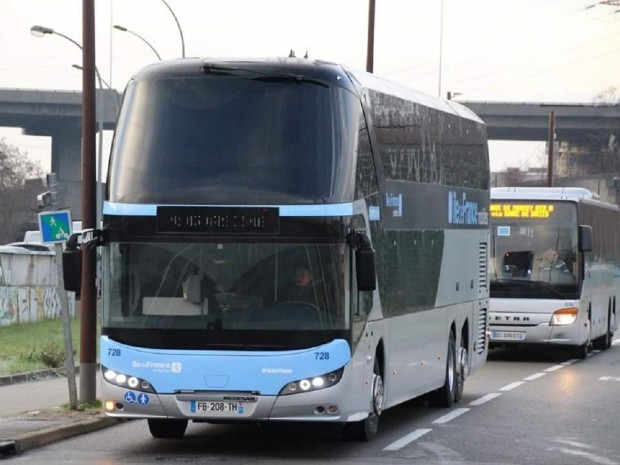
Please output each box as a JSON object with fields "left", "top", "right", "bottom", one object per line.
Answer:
{"left": 157, "top": 206, "right": 279, "bottom": 234}
{"left": 490, "top": 203, "right": 554, "bottom": 219}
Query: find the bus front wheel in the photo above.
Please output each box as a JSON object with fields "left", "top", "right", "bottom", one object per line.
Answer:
{"left": 428, "top": 330, "right": 457, "bottom": 408}
{"left": 148, "top": 419, "right": 188, "bottom": 439}
{"left": 342, "top": 359, "right": 383, "bottom": 441}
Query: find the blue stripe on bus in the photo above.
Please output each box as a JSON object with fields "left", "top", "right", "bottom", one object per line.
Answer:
{"left": 101, "top": 336, "right": 351, "bottom": 395}
{"left": 103, "top": 202, "right": 356, "bottom": 217}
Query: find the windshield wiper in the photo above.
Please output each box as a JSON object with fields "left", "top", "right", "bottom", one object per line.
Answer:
{"left": 200, "top": 63, "right": 256, "bottom": 75}
{"left": 200, "top": 64, "right": 329, "bottom": 87}
{"left": 249, "top": 74, "right": 329, "bottom": 88}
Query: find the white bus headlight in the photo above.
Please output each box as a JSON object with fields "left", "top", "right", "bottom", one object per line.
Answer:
{"left": 550, "top": 307, "right": 579, "bottom": 326}
{"left": 102, "top": 366, "right": 155, "bottom": 393}
{"left": 279, "top": 368, "right": 344, "bottom": 396}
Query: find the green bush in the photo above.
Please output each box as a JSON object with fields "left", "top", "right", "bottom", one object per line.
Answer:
{"left": 29, "top": 343, "right": 73, "bottom": 368}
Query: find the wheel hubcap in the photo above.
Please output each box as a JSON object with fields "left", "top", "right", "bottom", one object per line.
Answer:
{"left": 372, "top": 374, "right": 384, "bottom": 416}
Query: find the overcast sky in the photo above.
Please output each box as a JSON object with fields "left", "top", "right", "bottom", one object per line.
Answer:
{"left": 1, "top": 0, "right": 619, "bottom": 173}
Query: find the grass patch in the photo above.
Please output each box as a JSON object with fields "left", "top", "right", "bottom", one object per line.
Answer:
{"left": 0, "top": 317, "right": 83, "bottom": 376}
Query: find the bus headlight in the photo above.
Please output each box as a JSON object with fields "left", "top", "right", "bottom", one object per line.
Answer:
{"left": 550, "top": 307, "right": 579, "bottom": 326}
{"left": 279, "top": 368, "right": 344, "bottom": 396}
{"left": 102, "top": 366, "right": 155, "bottom": 393}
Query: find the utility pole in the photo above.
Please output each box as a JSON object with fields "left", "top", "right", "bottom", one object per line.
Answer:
{"left": 366, "top": 0, "right": 375, "bottom": 73}
{"left": 80, "top": 0, "right": 98, "bottom": 404}
{"left": 547, "top": 110, "right": 555, "bottom": 187}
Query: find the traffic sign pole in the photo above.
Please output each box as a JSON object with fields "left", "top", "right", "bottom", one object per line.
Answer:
{"left": 40, "top": 174, "right": 78, "bottom": 410}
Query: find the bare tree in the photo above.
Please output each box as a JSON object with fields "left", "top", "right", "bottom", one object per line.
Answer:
{"left": 592, "top": 86, "right": 619, "bottom": 106}
{"left": 0, "top": 137, "right": 43, "bottom": 244}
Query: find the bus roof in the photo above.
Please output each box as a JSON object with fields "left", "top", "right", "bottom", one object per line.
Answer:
{"left": 491, "top": 187, "right": 619, "bottom": 210}
{"left": 128, "top": 57, "right": 484, "bottom": 125}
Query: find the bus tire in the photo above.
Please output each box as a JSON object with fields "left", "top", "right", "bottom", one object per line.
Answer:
{"left": 571, "top": 342, "right": 589, "bottom": 360}
{"left": 428, "top": 330, "right": 456, "bottom": 408}
{"left": 593, "top": 312, "right": 612, "bottom": 351}
{"left": 148, "top": 419, "right": 188, "bottom": 438}
{"left": 342, "top": 358, "right": 383, "bottom": 441}
{"left": 592, "top": 329, "right": 610, "bottom": 351}
{"left": 455, "top": 338, "right": 468, "bottom": 403}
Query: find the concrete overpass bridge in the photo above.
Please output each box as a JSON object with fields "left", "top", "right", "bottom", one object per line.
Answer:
{"left": 461, "top": 101, "right": 620, "bottom": 143}
{"left": 1, "top": 88, "right": 619, "bottom": 219}
{"left": 0, "top": 88, "right": 121, "bottom": 217}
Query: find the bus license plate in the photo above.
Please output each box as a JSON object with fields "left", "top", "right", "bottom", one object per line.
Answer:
{"left": 490, "top": 330, "right": 526, "bottom": 341}
{"left": 190, "top": 400, "right": 244, "bottom": 415}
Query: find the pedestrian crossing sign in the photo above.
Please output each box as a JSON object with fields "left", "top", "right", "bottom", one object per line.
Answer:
{"left": 38, "top": 210, "right": 72, "bottom": 244}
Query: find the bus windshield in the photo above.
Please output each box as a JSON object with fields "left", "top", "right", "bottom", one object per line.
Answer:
{"left": 107, "top": 75, "right": 361, "bottom": 205}
{"left": 490, "top": 201, "right": 579, "bottom": 298}
{"left": 102, "top": 241, "right": 348, "bottom": 350}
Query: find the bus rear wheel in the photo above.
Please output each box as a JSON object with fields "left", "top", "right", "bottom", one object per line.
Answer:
{"left": 148, "top": 419, "right": 188, "bottom": 439}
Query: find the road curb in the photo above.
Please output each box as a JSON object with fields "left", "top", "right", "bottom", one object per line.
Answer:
{"left": 0, "top": 369, "right": 62, "bottom": 387}
{"left": 7, "top": 416, "right": 119, "bottom": 455}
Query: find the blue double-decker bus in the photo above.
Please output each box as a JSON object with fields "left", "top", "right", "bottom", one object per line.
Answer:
{"left": 65, "top": 57, "right": 490, "bottom": 441}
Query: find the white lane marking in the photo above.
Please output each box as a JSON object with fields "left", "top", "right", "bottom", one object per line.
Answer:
{"left": 432, "top": 407, "right": 470, "bottom": 424}
{"left": 553, "top": 439, "right": 618, "bottom": 465}
{"left": 558, "top": 447, "right": 617, "bottom": 465}
{"left": 555, "top": 439, "right": 596, "bottom": 449}
{"left": 469, "top": 393, "right": 502, "bottom": 406}
{"left": 383, "top": 428, "right": 432, "bottom": 451}
{"left": 599, "top": 376, "right": 620, "bottom": 381}
{"left": 499, "top": 381, "right": 524, "bottom": 391}
{"left": 544, "top": 365, "right": 564, "bottom": 372}
{"left": 612, "top": 338, "right": 620, "bottom": 346}
{"left": 383, "top": 349, "right": 590, "bottom": 454}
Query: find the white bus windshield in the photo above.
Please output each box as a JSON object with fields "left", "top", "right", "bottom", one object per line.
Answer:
{"left": 490, "top": 201, "right": 579, "bottom": 298}
{"left": 107, "top": 76, "right": 361, "bottom": 205}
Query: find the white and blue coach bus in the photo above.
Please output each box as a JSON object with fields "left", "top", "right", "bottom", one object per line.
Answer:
{"left": 64, "top": 57, "right": 490, "bottom": 441}
{"left": 490, "top": 187, "right": 620, "bottom": 358}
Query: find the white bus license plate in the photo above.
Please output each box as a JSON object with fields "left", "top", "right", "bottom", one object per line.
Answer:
{"left": 190, "top": 400, "right": 245, "bottom": 416}
{"left": 490, "top": 330, "right": 526, "bottom": 341}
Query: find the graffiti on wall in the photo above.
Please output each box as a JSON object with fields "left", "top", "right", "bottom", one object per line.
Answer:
{"left": 0, "top": 286, "right": 75, "bottom": 326}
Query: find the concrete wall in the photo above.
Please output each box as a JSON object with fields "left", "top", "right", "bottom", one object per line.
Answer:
{"left": 0, "top": 246, "right": 75, "bottom": 326}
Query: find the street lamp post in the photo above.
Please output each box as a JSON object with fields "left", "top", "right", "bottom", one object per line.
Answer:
{"left": 30, "top": 25, "right": 108, "bottom": 230}
{"left": 113, "top": 25, "right": 162, "bottom": 60}
{"left": 31, "top": 25, "right": 82, "bottom": 52}
{"left": 366, "top": 0, "right": 375, "bottom": 73}
{"left": 161, "top": 0, "right": 185, "bottom": 57}
{"left": 438, "top": 0, "right": 445, "bottom": 98}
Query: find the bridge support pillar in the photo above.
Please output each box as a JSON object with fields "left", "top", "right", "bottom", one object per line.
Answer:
{"left": 50, "top": 121, "right": 82, "bottom": 221}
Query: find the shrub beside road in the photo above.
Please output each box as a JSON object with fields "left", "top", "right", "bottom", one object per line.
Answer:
{"left": 0, "top": 318, "right": 81, "bottom": 376}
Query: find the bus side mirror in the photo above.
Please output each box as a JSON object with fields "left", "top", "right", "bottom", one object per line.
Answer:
{"left": 579, "top": 225, "right": 592, "bottom": 252}
{"left": 355, "top": 232, "right": 377, "bottom": 291}
{"left": 63, "top": 233, "right": 82, "bottom": 292}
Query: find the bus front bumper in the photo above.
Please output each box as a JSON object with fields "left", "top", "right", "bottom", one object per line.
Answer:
{"left": 101, "top": 375, "right": 368, "bottom": 423}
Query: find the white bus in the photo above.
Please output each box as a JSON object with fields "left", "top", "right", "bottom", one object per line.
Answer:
{"left": 65, "top": 57, "right": 490, "bottom": 441}
{"left": 489, "top": 187, "right": 620, "bottom": 358}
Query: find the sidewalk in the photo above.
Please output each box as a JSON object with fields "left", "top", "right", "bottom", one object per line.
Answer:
{"left": 0, "top": 370, "right": 118, "bottom": 456}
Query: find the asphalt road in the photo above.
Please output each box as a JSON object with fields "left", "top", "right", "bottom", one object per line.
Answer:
{"left": 7, "top": 340, "right": 620, "bottom": 465}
